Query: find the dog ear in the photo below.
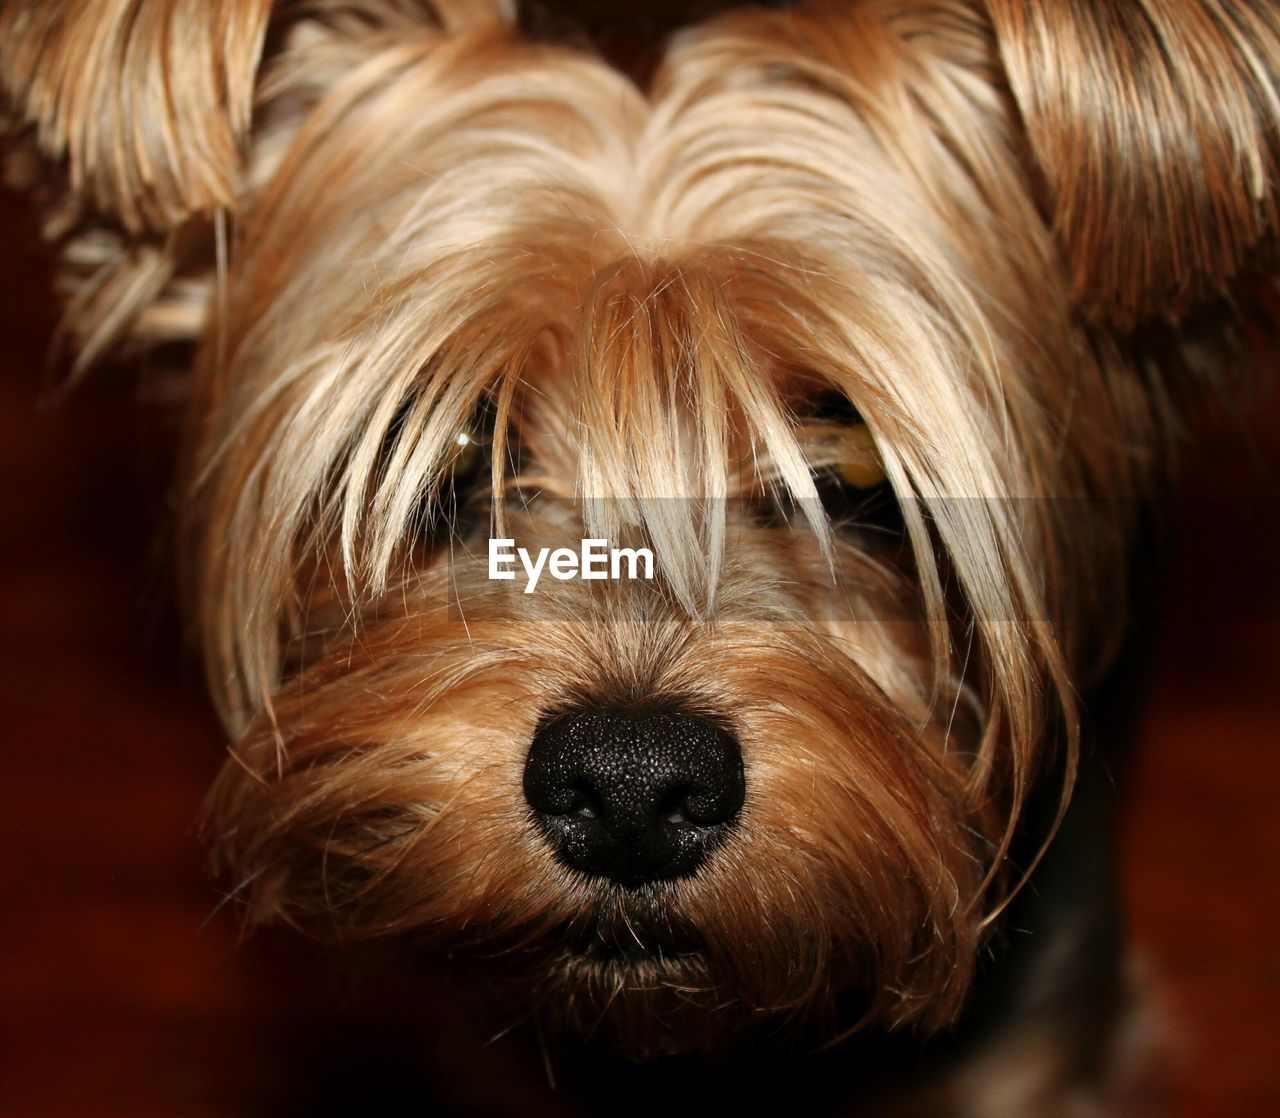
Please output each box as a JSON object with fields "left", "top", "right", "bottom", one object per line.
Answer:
{"left": 0, "top": 1, "right": 276, "bottom": 236}
{"left": 0, "top": 0, "right": 275, "bottom": 368}
{"left": 987, "top": 0, "right": 1280, "bottom": 331}
{"left": 0, "top": 0, "right": 514, "bottom": 369}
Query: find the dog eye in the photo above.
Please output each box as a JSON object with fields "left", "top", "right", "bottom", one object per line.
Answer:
{"left": 387, "top": 398, "right": 497, "bottom": 548}
{"left": 783, "top": 394, "right": 903, "bottom": 538}
{"left": 797, "top": 421, "right": 887, "bottom": 491}
{"left": 450, "top": 423, "right": 483, "bottom": 478}
{"left": 437, "top": 401, "right": 496, "bottom": 504}
{"left": 754, "top": 394, "right": 897, "bottom": 537}
{"left": 793, "top": 390, "right": 888, "bottom": 492}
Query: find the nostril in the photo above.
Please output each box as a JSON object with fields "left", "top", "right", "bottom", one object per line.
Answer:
{"left": 523, "top": 708, "right": 745, "bottom": 887}
{"left": 529, "top": 779, "right": 604, "bottom": 824}
{"left": 658, "top": 788, "right": 693, "bottom": 826}
{"left": 567, "top": 784, "right": 601, "bottom": 820}
{"left": 655, "top": 786, "right": 736, "bottom": 828}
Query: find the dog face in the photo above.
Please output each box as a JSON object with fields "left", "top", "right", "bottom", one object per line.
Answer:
{"left": 4, "top": 0, "right": 1278, "bottom": 1058}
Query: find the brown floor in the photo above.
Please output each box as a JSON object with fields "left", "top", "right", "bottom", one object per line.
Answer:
{"left": 1, "top": 182, "right": 1278, "bottom": 1117}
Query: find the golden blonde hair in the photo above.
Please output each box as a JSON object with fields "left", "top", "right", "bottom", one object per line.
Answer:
{"left": 5, "top": 0, "right": 1278, "bottom": 1049}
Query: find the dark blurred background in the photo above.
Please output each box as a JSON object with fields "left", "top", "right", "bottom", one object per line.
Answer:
{"left": 2, "top": 56, "right": 1280, "bottom": 1118}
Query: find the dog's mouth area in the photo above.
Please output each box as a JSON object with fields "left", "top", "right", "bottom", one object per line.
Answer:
{"left": 553, "top": 897, "right": 705, "bottom": 969}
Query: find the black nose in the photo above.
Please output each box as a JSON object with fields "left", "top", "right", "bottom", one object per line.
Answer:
{"left": 524, "top": 710, "right": 745, "bottom": 888}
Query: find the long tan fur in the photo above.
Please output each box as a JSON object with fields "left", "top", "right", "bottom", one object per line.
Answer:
{"left": 5, "top": 0, "right": 1278, "bottom": 1065}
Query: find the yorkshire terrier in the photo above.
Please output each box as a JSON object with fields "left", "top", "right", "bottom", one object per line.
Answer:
{"left": 4, "top": 0, "right": 1278, "bottom": 1112}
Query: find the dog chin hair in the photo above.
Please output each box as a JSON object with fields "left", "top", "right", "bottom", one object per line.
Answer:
{"left": 4, "top": 0, "right": 1279, "bottom": 1099}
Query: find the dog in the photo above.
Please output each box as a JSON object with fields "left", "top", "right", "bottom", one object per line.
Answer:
{"left": 4, "top": 0, "right": 1278, "bottom": 1112}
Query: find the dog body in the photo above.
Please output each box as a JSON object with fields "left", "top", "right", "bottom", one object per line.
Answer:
{"left": 4, "top": 1, "right": 1278, "bottom": 1112}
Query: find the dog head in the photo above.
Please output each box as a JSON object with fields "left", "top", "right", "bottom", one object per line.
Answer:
{"left": 5, "top": 0, "right": 1278, "bottom": 1056}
